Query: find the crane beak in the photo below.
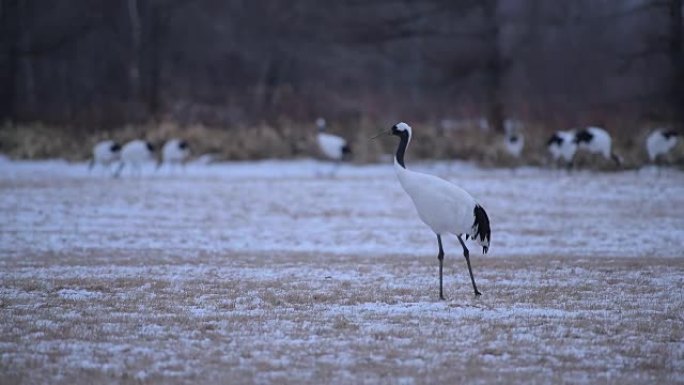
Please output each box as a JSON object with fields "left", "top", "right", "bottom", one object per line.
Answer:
{"left": 370, "top": 129, "right": 390, "bottom": 140}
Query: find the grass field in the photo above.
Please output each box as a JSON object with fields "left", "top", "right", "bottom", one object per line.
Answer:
{"left": 1, "top": 159, "right": 683, "bottom": 384}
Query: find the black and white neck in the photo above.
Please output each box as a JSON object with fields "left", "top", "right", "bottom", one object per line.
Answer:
{"left": 391, "top": 122, "right": 412, "bottom": 169}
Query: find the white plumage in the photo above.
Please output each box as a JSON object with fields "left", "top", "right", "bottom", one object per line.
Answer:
{"left": 89, "top": 140, "right": 121, "bottom": 171}
{"left": 396, "top": 165, "right": 480, "bottom": 238}
{"left": 316, "top": 118, "right": 351, "bottom": 161}
{"left": 503, "top": 121, "right": 525, "bottom": 158}
{"left": 161, "top": 138, "right": 191, "bottom": 167}
{"left": 382, "top": 122, "right": 490, "bottom": 299}
{"left": 547, "top": 130, "right": 578, "bottom": 165}
{"left": 114, "top": 140, "right": 155, "bottom": 177}
{"left": 317, "top": 133, "right": 349, "bottom": 160}
{"left": 646, "top": 129, "right": 678, "bottom": 162}
{"left": 575, "top": 126, "right": 622, "bottom": 166}
{"left": 504, "top": 134, "right": 524, "bottom": 158}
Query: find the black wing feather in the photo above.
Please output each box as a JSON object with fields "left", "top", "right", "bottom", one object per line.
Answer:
{"left": 547, "top": 134, "right": 562, "bottom": 147}
{"left": 574, "top": 129, "right": 593, "bottom": 144}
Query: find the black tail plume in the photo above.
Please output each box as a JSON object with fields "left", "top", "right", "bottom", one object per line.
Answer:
{"left": 473, "top": 205, "right": 491, "bottom": 254}
{"left": 342, "top": 144, "right": 352, "bottom": 160}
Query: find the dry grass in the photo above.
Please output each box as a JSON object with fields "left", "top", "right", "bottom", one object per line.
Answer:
{"left": 2, "top": 119, "right": 683, "bottom": 168}
{"left": 0, "top": 121, "right": 310, "bottom": 162}
{"left": 1, "top": 251, "right": 683, "bottom": 385}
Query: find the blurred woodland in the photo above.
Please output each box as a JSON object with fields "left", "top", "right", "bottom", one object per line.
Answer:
{"left": 0, "top": 0, "right": 682, "bottom": 161}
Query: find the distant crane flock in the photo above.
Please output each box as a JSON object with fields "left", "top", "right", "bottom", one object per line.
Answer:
{"left": 501, "top": 122, "right": 682, "bottom": 168}
{"left": 546, "top": 126, "right": 623, "bottom": 168}
{"left": 499, "top": 120, "right": 679, "bottom": 168}
{"left": 89, "top": 138, "right": 191, "bottom": 177}
{"left": 91, "top": 118, "right": 680, "bottom": 178}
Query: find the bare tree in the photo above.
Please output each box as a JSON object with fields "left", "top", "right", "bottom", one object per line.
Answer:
{"left": 0, "top": 0, "right": 20, "bottom": 123}
{"left": 0, "top": 0, "right": 679, "bottom": 132}
{"left": 668, "top": 0, "right": 683, "bottom": 127}
{"left": 481, "top": 0, "right": 504, "bottom": 132}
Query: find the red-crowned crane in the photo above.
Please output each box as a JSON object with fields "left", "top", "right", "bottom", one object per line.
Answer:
{"left": 547, "top": 130, "right": 578, "bottom": 168}
{"left": 503, "top": 119, "right": 524, "bottom": 158}
{"left": 159, "top": 139, "right": 191, "bottom": 171}
{"left": 316, "top": 118, "right": 351, "bottom": 176}
{"left": 646, "top": 128, "right": 679, "bottom": 164}
{"left": 574, "top": 126, "right": 622, "bottom": 166}
{"left": 114, "top": 140, "right": 155, "bottom": 177}
{"left": 375, "top": 122, "right": 491, "bottom": 299}
{"left": 89, "top": 140, "right": 121, "bottom": 174}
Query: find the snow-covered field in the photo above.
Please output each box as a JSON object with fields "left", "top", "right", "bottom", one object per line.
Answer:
{"left": 1, "top": 159, "right": 683, "bottom": 384}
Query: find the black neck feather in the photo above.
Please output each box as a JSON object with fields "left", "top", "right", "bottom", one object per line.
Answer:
{"left": 395, "top": 131, "right": 409, "bottom": 169}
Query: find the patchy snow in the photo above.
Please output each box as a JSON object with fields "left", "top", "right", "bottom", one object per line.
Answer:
{"left": 1, "top": 250, "right": 682, "bottom": 384}
{"left": 1, "top": 159, "right": 683, "bottom": 259}
{"left": 1, "top": 159, "right": 683, "bottom": 384}
{"left": 56, "top": 288, "right": 103, "bottom": 300}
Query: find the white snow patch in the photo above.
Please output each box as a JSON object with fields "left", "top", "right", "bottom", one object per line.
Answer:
{"left": 1, "top": 159, "right": 683, "bottom": 259}
{"left": 56, "top": 289, "right": 103, "bottom": 300}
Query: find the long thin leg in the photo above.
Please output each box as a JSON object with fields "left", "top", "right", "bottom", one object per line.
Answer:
{"left": 329, "top": 160, "right": 341, "bottom": 177}
{"left": 113, "top": 161, "right": 124, "bottom": 178}
{"left": 436, "top": 234, "right": 445, "bottom": 300}
{"left": 457, "top": 235, "right": 481, "bottom": 296}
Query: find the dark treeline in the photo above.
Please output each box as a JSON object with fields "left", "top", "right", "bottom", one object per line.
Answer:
{"left": 0, "top": 0, "right": 682, "bottom": 131}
